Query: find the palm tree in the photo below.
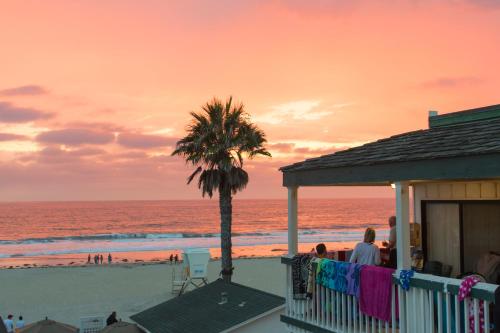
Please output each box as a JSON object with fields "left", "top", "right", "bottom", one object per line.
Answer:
{"left": 172, "top": 96, "right": 271, "bottom": 282}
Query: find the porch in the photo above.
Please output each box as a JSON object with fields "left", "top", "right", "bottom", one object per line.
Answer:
{"left": 279, "top": 105, "right": 500, "bottom": 333}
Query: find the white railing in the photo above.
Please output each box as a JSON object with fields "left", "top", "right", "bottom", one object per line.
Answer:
{"left": 282, "top": 256, "right": 498, "bottom": 333}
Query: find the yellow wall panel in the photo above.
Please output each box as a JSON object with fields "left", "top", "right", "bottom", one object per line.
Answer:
{"left": 452, "top": 183, "right": 466, "bottom": 198}
{"left": 480, "top": 182, "right": 497, "bottom": 198}
{"left": 466, "top": 183, "right": 481, "bottom": 198}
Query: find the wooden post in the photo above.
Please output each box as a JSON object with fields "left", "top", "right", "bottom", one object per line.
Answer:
{"left": 395, "top": 181, "right": 411, "bottom": 270}
{"left": 288, "top": 186, "right": 298, "bottom": 255}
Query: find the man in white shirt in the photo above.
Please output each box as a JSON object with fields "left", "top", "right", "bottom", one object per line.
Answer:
{"left": 3, "top": 315, "right": 14, "bottom": 333}
{"left": 382, "top": 216, "right": 397, "bottom": 268}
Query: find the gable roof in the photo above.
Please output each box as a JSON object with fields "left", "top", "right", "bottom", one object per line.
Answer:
{"left": 130, "top": 279, "right": 284, "bottom": 333}
{"left": 281, "top": 104, "right": 500, "bottom": 186}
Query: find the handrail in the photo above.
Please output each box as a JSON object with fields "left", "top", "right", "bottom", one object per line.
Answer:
{"left": 281, "top": 255, "right": 499, "bottom": 303}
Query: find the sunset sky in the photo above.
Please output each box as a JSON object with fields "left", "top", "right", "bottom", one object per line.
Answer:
{"left": 1, "top": 0, "right": 499, "bottom": 201}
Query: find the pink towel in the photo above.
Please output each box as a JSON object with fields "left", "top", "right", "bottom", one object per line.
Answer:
{"left": 359, "top": 265, "right": 395, "bottom": 322}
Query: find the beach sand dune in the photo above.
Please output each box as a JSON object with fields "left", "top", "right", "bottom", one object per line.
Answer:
{"left": 0, "top": 258, "right": 285, "bottom": 327}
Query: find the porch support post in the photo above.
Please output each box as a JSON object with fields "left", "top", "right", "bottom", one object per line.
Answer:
{"left": 395, "top": 181, "right": 411, "bottom": 270}
{"left": 287, "top": 186, "right": 298, "bottom": 255}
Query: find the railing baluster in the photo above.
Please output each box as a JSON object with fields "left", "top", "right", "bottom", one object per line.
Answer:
{"left": 342, "top": 293, "right": 347, "bottom": 332}
{"left": 473, "top": 298, "right": 479, "bottom": 333}
{"left": 323, "top": 287, "right": 328, "bottom": 327}
{"left": 287, "top": 266, "right": 293, "bottom": 316}
{"left": 353, "top": 297, "right": 358, "bottom": 333}
{"left": 322, "top": 285, "right": 326, "bottom": 327}
{"left": 410, "top": 287, "right": 416, "bottom": 333}
{"left": 359, "top": 303, "right": 364, "bottom": 333}
{"left": 331, "top": 290, "right": 336, "bottom": 330}
{"left": 406, "top": 288, "right": 418, "bottom": 332}
{"left": 429, "top": 289, "right": 435, "bottom": 333}
{"left": 302, "top": 288, "right": 306, "bottom": 320}
{"left": 330, "top": 290, "right": 334, "bottom": 330}
{"left": 463, "top": 298, "right": 469, "bottom": 333}
{"left": 446, "top": 292, "right": 451, "bottom": 333}
{"left": 336, "top": 290, "right": 341, "bottom": 331}
{"left": 315, "top": 282, "right": 319, "bottom": 325}
{"left": 347, "top": 295, "right": 352, "bottom": 333}
{"left": 420, "top": 288, "right": 426, "bottom": 333}
{"left": 483, "top": 300, "right": 490, "bottom": 333}
{"left": 319, "top": 285, "right": 325, "bottom": 326}
{"left": 326, "top": 288, "right": 331, "bottom": 329}
{"left": 398, "top": 285, "right": 406, "bottom": 333}
{"left": 454, "top": 294, "right": 460, "bottom": 333}
{"left": 304, "top": 296, "right": 308, "bottom": 322}
{"left": 391, "top": 284, "right": 396, "bottom": 333}
{"left": 437, "top": 291, "right": 443, "bottom": 333}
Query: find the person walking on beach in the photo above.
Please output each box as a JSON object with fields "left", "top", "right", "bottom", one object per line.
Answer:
{"left": 350, "top": 227, "right": 381, "bottom": 266}
{"left": 108, "top": 253, "right": 112, "bottom": 264}
{"left": 3, "top": 315, "right": 14, "bottom": 333}
{"left": 100, "top": 254, "right": 103, "bottom": 264}
{"left": 169, "top": 254, "right": 173, "bottom": 264}
{"left": 16, "top": 316, "right": 24, "bottom": 330}
{"left": 382, "top": 215, "right": 397, "bottom": 268}
{"left": 106, "top": 312, "right": 118, "bottom": 326}
{"left": 94, "top": 254, "right": 99, "bottom": 265}
{"left": 174, "top": 254, "right": 179, "bottom": 264}
{"left": 87, "top": 254, "right": 91, "bottom": 264}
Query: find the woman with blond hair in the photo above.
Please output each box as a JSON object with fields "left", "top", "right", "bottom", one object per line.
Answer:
{"left": 349, "top": 227, "right": 381, "bottom": 266}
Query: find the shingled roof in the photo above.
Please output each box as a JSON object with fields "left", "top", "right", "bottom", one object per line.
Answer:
{"left": 130, "top": 279, "right": 284, "bottom": 333}
{"left": 281, "top": 104, "right": 500, "bottom": 186}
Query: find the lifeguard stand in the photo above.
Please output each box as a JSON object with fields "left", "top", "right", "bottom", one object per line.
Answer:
{"left": 172, "top": 248, "right": 210, "bottom": 296}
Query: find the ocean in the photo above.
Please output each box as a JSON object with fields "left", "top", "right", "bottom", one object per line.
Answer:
{"left": 0, "top": 198, "right": 394, "bottom": 267}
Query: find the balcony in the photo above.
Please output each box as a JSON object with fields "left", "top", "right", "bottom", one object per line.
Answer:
{"left": 281, "top": 256, "right": 498, "bottom": 333}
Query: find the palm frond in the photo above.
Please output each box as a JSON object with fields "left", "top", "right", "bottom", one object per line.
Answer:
{"left": 174, "top": 96, "right": 271, "bottom": 197}
{"left": 187, "top": 166, "right": 203, "bottom": 184}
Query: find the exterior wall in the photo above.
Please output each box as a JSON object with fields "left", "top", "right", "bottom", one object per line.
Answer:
{"left": 413, "top": 180, "right": 500, "bottom": 224}
{"left": 231, "top": 308, "right": 286, "bottom": 333}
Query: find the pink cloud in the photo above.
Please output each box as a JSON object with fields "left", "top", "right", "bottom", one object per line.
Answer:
{"left": 0, "top": 85, "right": 49, "bottom": 96}
{"left": 36, "top": 128, "right": 115, "bottom": 146}
{"left": 0, "top": 102, "right": 54, "bottom": 123}
{"left": 419, "top": 76, "right": 484, "bottom": 89}
{"left": 0, "top": 133, "right": 28, "bottom": 141}
{"left": 269, "top": 143, "right": 295, "bottom": 153}
{"left": 117, "top": 132, "right": 177, "bottom": 149}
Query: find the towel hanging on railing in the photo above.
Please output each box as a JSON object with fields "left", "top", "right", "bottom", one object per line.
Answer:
{"left": 315, "top": 259, "right": 364, "bottom": 298}
{"left": 359, "top": 265, "right": 396, "bottom": 322}
{"left": 398, "top": 269, "right": 415, "bottom": 291}
{"left": 316, "top": 259, "right": 349, "bottom": 293}
{"left": 291, "top": 254, "right": 312, "bottom": 300}
{"left": 459, "top": 276, "right": 486, "bottom": 333}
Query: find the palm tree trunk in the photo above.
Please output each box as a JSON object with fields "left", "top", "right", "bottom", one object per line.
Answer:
{"left": 219, "top": 186, "right": 233, "bottom": 282}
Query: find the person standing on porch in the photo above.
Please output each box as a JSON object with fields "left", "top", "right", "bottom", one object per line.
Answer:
{"left": 350, "top": 228, "right": 381, "bottom": 265}
{"left": 382, "top": 216, "right": 397, "bottom": 268}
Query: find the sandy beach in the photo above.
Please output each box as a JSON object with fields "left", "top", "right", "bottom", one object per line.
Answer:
{"left": 0, "top": 257, "right": 285, "bottom": 327}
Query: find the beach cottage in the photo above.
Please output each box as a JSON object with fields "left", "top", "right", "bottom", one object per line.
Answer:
{"left": 280, "top": 104, "right": 500, "bottom": 333}
{"left": 131, "top": 279, "right": 286, "bottom": 333}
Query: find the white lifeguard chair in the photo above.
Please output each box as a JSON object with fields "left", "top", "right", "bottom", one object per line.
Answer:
{"left": 172, "top": 248, "right": 210, "bottom": 296}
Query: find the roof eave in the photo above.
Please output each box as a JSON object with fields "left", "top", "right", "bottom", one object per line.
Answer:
{"left": 282, "top": 153, "right": 500, "bottom": 187}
